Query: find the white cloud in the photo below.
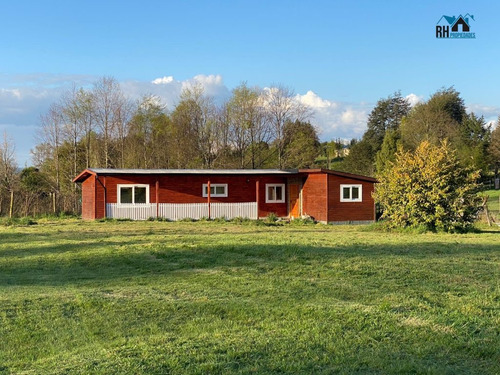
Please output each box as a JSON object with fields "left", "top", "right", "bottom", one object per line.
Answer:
{"left": 405, "top": 93, "right": 423, "bottom": 107}
{"left": 152, "top": 76, "right": 174, "bottom": 85}
{"left": 180, "top": 74, "right": 229, "bottom": 100}
{"left": 296, "top": 91, "right": 369, "bottom": 141}
{"left": 298, "top": 91, "right": 337, "bottom": 109}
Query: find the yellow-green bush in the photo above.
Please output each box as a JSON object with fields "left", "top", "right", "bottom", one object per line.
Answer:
{"left": 374, "top": 141, "right": 482, "bottom": 232}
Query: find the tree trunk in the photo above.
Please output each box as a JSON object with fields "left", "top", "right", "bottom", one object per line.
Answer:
{"left": 9, "top": 190, "right": 14, "bottom": 218}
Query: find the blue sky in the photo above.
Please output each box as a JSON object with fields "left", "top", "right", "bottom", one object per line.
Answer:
{"left": 1, "top": 0, "right": 499, "bottom": 166}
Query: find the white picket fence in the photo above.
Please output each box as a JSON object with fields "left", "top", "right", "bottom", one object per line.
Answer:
{"left": 106, "top": 202, "right": 257, "bottom": 221}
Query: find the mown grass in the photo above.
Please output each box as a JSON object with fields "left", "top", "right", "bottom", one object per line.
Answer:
{"left": 0, "top": 219, "right": 499, "bottom": 374}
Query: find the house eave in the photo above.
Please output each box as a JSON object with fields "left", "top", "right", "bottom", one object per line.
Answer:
{"left": 73, "top": 169, "right": 96, "bottom": 183}
{"left": 298, "top": 168, "right": 378, "bottom": 183}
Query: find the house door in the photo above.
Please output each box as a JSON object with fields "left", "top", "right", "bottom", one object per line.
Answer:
{"left": 289, "top": 184, "right": 301, "bottom": 218}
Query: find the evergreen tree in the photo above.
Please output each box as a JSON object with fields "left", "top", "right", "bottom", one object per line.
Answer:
{"left": 342, "top": 92, "right": 410, "bottom": 176}
{"left": 375, "top": 128, "right": 400, "bottom": 174}
{"left": 364, "top": 91, "right": 410, "bottom": 152}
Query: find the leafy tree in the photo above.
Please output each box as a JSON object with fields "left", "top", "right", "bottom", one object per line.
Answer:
{"left": 426, "top": 87, "right": 466, "bottom": 124}
{"left": 19, "top": 167, "right": 51, "bottom": 216}
{"left": 455, "top": 113, "right": 491, "bottom": 172}
{"left": 340, "top": 139, "right": 375, "bottom": 176}
{"left": 489, "top": 121, "right": 500, "bottom": 180}
{"left": 320, "top": 139, "right": 345, "bottom": 169}
{"left": 282, "top": 120, "right": 320, "bottom": 168}
{"left": 400, "top": 87, "right": 465, "bottom": 151}
{"left": 374, "top": 141, "right": 482, "bottom": 232}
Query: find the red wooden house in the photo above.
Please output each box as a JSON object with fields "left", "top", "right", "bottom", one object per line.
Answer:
{"left": 73, "top": 168, "right": 377, "bottom": 223}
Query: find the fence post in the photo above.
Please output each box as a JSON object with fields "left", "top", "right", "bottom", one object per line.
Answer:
{"left": 207, "top": 180, "right": 211, "bottom": 220}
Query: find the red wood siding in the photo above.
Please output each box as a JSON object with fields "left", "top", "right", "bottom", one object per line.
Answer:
{"left": 327, "top": 175, "right": 375, "bottom": 222}
{"left": 81, "top": 176, "right": 95, "bottom": 220}
{"left": 102, "top": 174, "right": 288, "bottom": 218}
{"left": 95, "top": 176, "right": 106, "bottom": 219}
{"left": 301, "top": 173, "right": 327, "bottom": 222}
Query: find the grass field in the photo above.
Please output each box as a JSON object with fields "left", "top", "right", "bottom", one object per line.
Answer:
{"left": 485, "top": 189, "right": 500, "bottom": 215}
{"left": 0, "top": 219, "right": 499, "bottom": 374}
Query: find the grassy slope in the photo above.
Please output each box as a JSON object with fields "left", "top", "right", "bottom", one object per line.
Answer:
{"left": 485, "top": 189, "right": 499, "bottom": 211}
{"left": 484, "top": 190, "right": 500, "bottom": 222}
{"left": 0, "top": 220, "right": 499, "bottom": 374}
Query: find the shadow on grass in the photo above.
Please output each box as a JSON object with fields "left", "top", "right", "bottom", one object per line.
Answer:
{"left": 0, "top": 237, "right": 498, "bottom": 287}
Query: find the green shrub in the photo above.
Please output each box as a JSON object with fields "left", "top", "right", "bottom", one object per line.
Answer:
{"left": 265, "top": 212, "right": 278, "bottom": 223}
{"left": 1, "top": 217, "right": 37, "bottom": 226}
{"left": 374, "top": 141, "right": 482, "bottom": 232}
{"left": 290, "top": 217, "right": 316, "bottom": 225}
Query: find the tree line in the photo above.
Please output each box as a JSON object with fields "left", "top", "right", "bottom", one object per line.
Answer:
{"left": 0, "top": 77, "right": 321, "bottom": 216}
{"left": 341, "top": 88, "right": 499, "bottom": 180}
{"left": 0, "top": 80, "right": 498, "bottom": 218}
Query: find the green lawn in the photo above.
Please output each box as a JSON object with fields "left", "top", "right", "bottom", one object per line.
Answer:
{"left": 0, "top": 220, "right": 499, "bottom": 374}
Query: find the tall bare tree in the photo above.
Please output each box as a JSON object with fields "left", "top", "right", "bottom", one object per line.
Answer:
{"left": 37, "top": 104, "right": 64, "bottom": 212}
{"left": 0, "top": 132, "right": 17, "bottom": 217}
{"left": 92, "top": 77, "right": 130, "bottom": 168}
{"left": 171, "top": 85, "right": 220, "bottom": 168}
{"left": 127, "top": 95, "right": 171, "bottom": 168}
{"left": 60, "top": 86, "right": 84, "bottom": 191}
{"left": 227, "top": 83, "right": 270, "bottom": 168}
{"left": 264, "top": 84, "right": 311, "bottom": 169}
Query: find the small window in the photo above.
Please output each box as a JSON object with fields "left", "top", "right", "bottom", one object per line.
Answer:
{"left": 266, "top": 184, "right": 285, "bottom": 203}
{"left": 202, "top": 184, "right": 228, "bottom": 198}
{"left": 118, "top": 184, "right": 150, "bottom": 205}
{"left": 340, "top": 184, "right": 362, "bottom": 202}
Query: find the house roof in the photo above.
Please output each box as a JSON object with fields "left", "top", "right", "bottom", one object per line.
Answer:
{"left": 73, "top": 168, "right": 377, "bottom": 183}
{"left": 73, "top": 168, "right": 298, "bottom": 182}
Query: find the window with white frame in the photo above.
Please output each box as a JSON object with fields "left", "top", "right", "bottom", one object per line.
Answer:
{"left": 266, "top": 184, "right": 285, "bottom": 203}
{"left": 202, "top": 184, "right": 228, "bottom": 198}
{"left": 340, "top": 184, "right": 362, "bottom": 202}
{"left": 118, "top": 184, "right": 150, "bottom": 205}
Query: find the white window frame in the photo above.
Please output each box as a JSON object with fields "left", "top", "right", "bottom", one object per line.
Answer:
{"left": 340, "top": 184, "right": 362, "bottom": 202}
{"left": 202, "top": 183, "right": 228, "bottom": 198}
{"left": 117, "top": 184, "right": 150, "bottom": 205}
{"left": 266, "top": 183, "right": 285, "bottom": 203}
